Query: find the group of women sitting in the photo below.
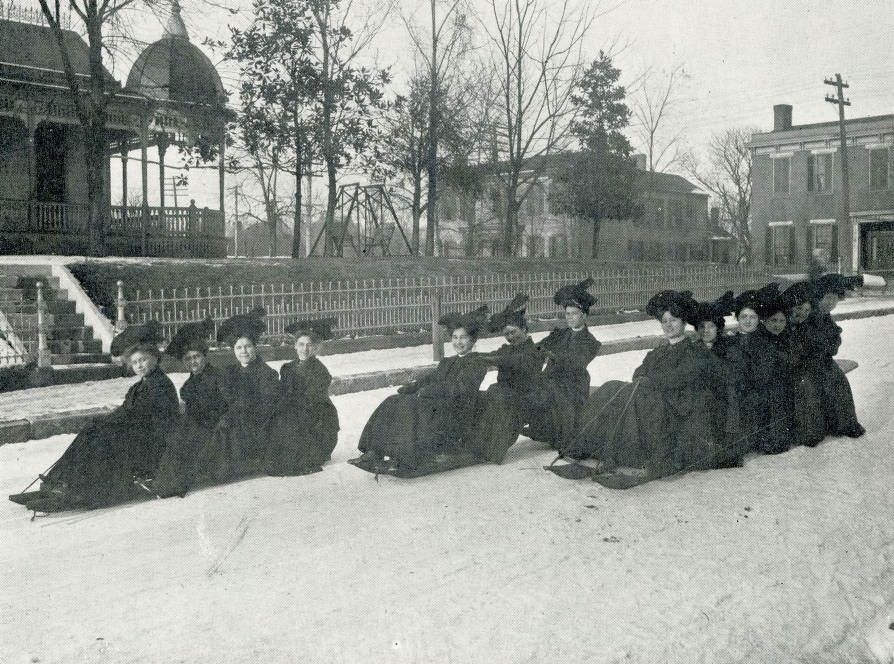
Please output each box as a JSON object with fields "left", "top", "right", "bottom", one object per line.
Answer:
{"left": 11, "top": 271, "right": 865, "bottom": 511}
{"left": 14, "top": 308, "right": 340, "bottom": 511}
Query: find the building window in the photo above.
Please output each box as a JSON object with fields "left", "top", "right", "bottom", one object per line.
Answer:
{"left": 768, "top": 224, "right": 795, "bottom": 266}
{"left": 548, "top": 234, "right": 568, "bottom": 257}
{"left": 870, "top": 148, "right": 889, "bottom": 190}
{"left": 808, "top": 221, "right": 838, "bottom": 262}
{"left": 807, "top": 152, "right": 833, "bottom": 192}
{"left": 773, "top": 157, "right": 790, "bottom": 194}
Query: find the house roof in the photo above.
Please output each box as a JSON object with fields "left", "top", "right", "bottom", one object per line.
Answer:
{"left": 0, "top": 19, "right": 117, "bottom": 87}
{"left": 480, "top": 150, "right": 706, "bottom": 197}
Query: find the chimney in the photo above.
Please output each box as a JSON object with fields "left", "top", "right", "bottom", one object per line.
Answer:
{"left": 710, "top": 207, "right": 720, "bottom": 227}
{"left": 773, "top": 104, "right": 793, "bottom": 131}
{"left": 633, "top": 153, "right": 647, "bottom": 170}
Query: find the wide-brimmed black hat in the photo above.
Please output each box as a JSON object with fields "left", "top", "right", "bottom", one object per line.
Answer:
{"left": 814, "top": 273, "right": 863, "bottom": 297}
{"left": 217, "top": 306, "right": 266, "bottom": 344}
{"left": 645, "top": 290, "right": 697, "bottom": 322}
{"left": 110, "top": 320, "right": 163, "bottom": 357}
{"left": 732, "top": 289, "right": 764, "bottom": 316}
{"left": 439, "top": 304, "right": 489, "bottom": 338}
{"left": 755, "top": 283, "right": 786, "bottom": 318}
{"left": 165, "top": 317, "right": 214, "bottom": 359}
{"left": 488, "top": 294, "right": 529, "bottom": 332}
{"left": 284, "top": 317, "right": 337, "bottom": 341}
{"left": 553, "top": 278, "right": 597, "bottom": 313}
{"left": 688, "top": 290, "right": 734, "bottom": 329}
{"left": 780, "top": 281, "right": 815, "bottom": 309}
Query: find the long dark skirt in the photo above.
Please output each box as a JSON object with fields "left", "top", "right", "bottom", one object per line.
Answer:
{"left": 153, "top": 419, "right": 214, "bottom": 496}
{"left": 736, "top": 384, "right": 792, "bottom": 455}
{"left": 264, "top": 401, "right": 340, "bottom": 474}
{"left": 197, "top": 417, "right": 269, "bottom": 482}
{"left": 794, "top": 361, "right": 863, "bottom": 445}
{"left": 358, "top": 392, "right": 477, "bottom": 468}
{"left": 569, "top": 379, "right": 728, "bottom": 476}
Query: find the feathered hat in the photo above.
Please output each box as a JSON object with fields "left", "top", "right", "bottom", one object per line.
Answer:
{"left": 780, "top": 281, "right": 815, "bottom": 309}
{"left": 217, "top": 306, "right": 266, "bottom": 344}
{"left": 755, "top": 282, "right": 786, "bottom": 318}
{"left": 814, "top": 273, "right": 863, "bottom": 298}
{"left": 438, "top": 304, "right": 490, "bottom": 338}
{"left": 165, "top": 317, "right": 214, "bottom": 359}
{"left": 688, "top": 290, "right": 734, "bottom": 330}
{"left": 488, "top": 294, "right": 529, "bottom": 332}
{"left": 645, "top": 290, "right": 697, "bottom": 322}
{"left": 110, "top": 320, "right": 163, "bottom": 357}
{"left": 553, "top": 278, "right": 597, "bottom": 313}
{"left": 284, "top": 317, "right": 338, "bottom": 341}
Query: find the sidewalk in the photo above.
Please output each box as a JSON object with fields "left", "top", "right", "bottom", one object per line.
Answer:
{"left": 2, "top": 294, "right": 892, "bottom": 445}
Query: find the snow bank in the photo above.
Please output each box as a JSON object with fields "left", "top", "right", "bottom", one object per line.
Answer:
{"left": 1, "top": 316, "right": 893, "bottom": 663}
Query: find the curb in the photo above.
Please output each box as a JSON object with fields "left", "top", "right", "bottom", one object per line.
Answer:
{"left": 1, "top": 305, "right": 891, "bottom": 446}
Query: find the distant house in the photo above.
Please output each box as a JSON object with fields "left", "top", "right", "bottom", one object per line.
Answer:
{"left": 748, "top": 104, "right": 894, "bottom": 275}
{"left": 0, "top": 2, "right": 230, "bottom": 257}
{"left": 437, "top": 153, "right": 728, "bottom": 262}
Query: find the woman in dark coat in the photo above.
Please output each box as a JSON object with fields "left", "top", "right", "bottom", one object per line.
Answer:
{"left": 264, "top": 318, "right": 340, "bottom": 476}
{"left": 798, "top": 274, "right": 865, "bottom": 441}
{"left": 468, "top": 295, "right": 547, "bottom": 463}
{"left": 16, "top": 321, "right": 179, "bottom": 510}
{"left": 723, "top": 288, "right": 792, "bottom": 455}
{"left": 154, "top": 318, "right": 228, "bottom": 497}
{"left": 526, "top": 279, "right": 602, "bottom": 449}
{"left": 567, "top": 290, "right": 728, "bottom": 488}
{"left": 352, "top": 306, "right": 489, "bottom": 472}
{"left": 196, "top": 307, "right": 279, "bottom": 482}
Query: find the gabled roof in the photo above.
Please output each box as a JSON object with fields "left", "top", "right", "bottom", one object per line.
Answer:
{"left": 0, "top": 19, "right": 117, "bottom": 87}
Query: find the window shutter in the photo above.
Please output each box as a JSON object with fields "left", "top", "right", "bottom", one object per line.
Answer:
{"left": 788, "top": 226, "right": 797, "bottom": 264}
{"left": 831, "top": 221, "right": 839, "bottom": 260}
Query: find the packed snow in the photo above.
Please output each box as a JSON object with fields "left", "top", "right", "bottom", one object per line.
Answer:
{"left": 1, "top": 315, "right": 893, "bottom": 664}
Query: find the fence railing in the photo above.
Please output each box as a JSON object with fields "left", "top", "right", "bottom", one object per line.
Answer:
{"left": 123, "top": 264, "right": 773, "bottom": 359}
{"left": 0, "top": 281, "right": 51, "bottom": 368}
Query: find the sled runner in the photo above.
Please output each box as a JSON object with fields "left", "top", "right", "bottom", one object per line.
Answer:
{"left": 348, "top": 451, "right": 483, "bottom": 478}
{"left": 835, "top": 358, "right": 858, "bottom": 374}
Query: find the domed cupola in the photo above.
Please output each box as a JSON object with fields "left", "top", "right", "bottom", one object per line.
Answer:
{"left": 126, "top": 0, "right": 226, "bottom": 106}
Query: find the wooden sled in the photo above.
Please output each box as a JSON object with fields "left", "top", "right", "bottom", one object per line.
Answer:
{"left": 348, "top": 451, "right": 484, "bottom": 479}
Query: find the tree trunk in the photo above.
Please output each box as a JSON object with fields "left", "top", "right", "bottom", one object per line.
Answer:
{"left": 85, "top": 13, "right": 107, "bottom": 256}
{"left": 425, "top": 0, "right": 438, "bottom": 258}
{"left": 411, "top": 172, "right": 422, "bottom": 254}
{"left": 591, "top": 219, "right": 601, "bottom": 258}
{"left": 292, "top": 124, "right": 303, "bottom": 259}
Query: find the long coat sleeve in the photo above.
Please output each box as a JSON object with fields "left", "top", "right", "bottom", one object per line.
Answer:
{"left": 265, "top": 356, "right": 341, "bottom": 474}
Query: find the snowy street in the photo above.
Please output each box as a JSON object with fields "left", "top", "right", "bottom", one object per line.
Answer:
{"left": 2, "top": 315, "right": 893, "bottom": 663}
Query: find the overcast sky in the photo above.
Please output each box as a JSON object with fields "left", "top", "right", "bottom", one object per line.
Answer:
{"left": 111, "top": 0, "right": 894, "bottom": 210}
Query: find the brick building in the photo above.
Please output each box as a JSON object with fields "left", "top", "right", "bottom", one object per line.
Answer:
{"left": 437, "top": 153, "right": 727, "bottom": 262}
{"left": 748, "top": 104, "right": 894, "bottom": 276}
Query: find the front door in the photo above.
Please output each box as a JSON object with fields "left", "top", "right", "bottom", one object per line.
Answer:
{"left": 860, "top": 222, "right": 894, "bottom": 273}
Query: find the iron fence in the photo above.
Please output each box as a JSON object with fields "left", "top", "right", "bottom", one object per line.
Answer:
{"left": 125, "top": 264, "right": 773, "bottom": 351}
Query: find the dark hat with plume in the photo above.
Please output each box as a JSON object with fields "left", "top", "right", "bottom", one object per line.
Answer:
{"left": 165, "top": 317, "right": 214, "bottom": 359}
{"left": 110, "top": 319, "right": 163, "bottom": 357}
{"left": 553, "top": 278, "right": 597, "bottom": 313}
{"left": 284, "top": 317, "right": 337, "bottom": 341}
{"left": 488, "top": 294, "right": 529, "bottom": 332}
{"left": 439, "top": 304, "right": 490, "bottom": 338}
{"left": 688, "top": 290, "right": 734, "bottom": 330}
{"left": 645, "top": 290, "right": 697, "bottom": 322}
{"left": 217, "top": 306, "right": 266, "bottom": 344}
{"left": 814, "top": 273, "right": 863, "bottom": 298}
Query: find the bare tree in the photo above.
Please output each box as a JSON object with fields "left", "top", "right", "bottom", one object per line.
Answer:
{"left": 631, "top": 63, "right": 687, "bottom": 173}
{"left": 481, "top": 0, "right": 594, "bottom": 256}
{"left": 684, "top": 127, "right": 757, "bottom": 264}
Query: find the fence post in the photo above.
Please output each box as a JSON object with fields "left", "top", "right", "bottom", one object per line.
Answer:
{"left": 431, "top": 292, "right": 443, "bottom": 362}
{"left": 35, "top": 281, "right": 51, "bottom": 368}
{"left": 116, "top": 280, "right": 128, "bottom": 333}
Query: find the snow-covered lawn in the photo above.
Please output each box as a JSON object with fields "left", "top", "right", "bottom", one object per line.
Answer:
{"left": 1, "top": 316, "right": 893, "bottom": 664}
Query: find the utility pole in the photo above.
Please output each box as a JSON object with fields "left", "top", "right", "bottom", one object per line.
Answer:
{"left": 229, "top": 184, "right": 242, "bottom": 257}
{"left": 825, "top": 73, "right": 852, "bottom": 273}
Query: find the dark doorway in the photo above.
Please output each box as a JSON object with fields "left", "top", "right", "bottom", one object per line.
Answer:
{"left": 859, "top": 220, "right": 894, "bottom": 275}
{"left": 34, "top": 124, "right": 66, "bottom": 202}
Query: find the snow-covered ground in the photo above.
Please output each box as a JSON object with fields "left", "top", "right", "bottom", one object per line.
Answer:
{"left": 1, "top": 316, "right": 893, "bottom": 664}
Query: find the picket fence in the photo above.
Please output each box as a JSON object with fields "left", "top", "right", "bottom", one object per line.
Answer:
{"left": 124, "top": 264, "right": 772, "bottom": 349}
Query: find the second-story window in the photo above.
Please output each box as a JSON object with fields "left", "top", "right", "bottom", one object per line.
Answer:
{"left": 807, "top": 153, "right": 833, "bottom": 192}
{"left": 773, "top": 156, "right": 791, "bottom": 194}
{"left": 870, "top": 148, "right": 889, "bottom": 190}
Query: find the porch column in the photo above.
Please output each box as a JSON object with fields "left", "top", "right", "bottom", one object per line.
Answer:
{"left": 119, "top": 139, "right": 128, "bottom": 230}
{"left": 218, "top": 128, "right": 226, "bottom": 219}
{"left": 140, "top": 117, "right": 149, "bottom": 256}
{"left": 25, "top": 113, "right": 38, "bottom": 228}
{"left": 157, "top": 133, "right": 168, "bottom": 210}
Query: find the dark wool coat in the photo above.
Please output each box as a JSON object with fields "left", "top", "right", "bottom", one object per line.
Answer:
{"left": 198, "top": 356, "right": 279, "bottom": 482}
{"left": 265, "top": 356, "right": 340, "bottom": 474}
{"left": 724, "top": 329, "right": 794, "bottom": 455}
{"left": 526, "top": 326, "right": 602, "bottom": 448}
{"left": 788, "top": 312, "right": 862, "bottom": 444}
{"left": 154, "top": 363, "right": 228, "bottom": 497}
{"left": 45, "top": 366, "right": 179, "bottom": 504}
{"left": 468, "top": 338, "right": 547, "bottom": 463}
{"left": 358, "top": 353, "right": 487, "bottom": 468}
{"left": 570, "top": 338, "right": 727, "bottom": 477}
